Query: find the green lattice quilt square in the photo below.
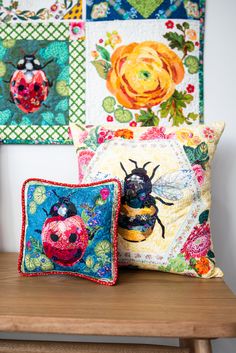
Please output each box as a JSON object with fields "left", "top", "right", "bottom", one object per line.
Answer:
{"left": 0, "top": 22, "right": 85, "bottom": 144}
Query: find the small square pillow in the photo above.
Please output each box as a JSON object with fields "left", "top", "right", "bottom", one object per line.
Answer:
{"left": 18, "top": 179, "right": 121, "bottom": 285}
{"left": 71, "top": 122, "right": 225, "bottom": 279}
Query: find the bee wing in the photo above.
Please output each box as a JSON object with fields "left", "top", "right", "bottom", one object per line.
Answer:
{"left": 152, "top": 169, "right": 193, "bottom": 201}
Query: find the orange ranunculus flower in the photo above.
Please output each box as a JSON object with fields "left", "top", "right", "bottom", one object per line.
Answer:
{"left": 106, "top": 41, "right": 185, "bottom": 110}
{"left": 114, "top": 129, "right": 134, "bottom": 139}
{"left": 195, "top": 257, "right": 211, "bottom": 275}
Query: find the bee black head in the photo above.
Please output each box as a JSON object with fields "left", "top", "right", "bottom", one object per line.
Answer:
{"left": 17, "top": 54, "right": 41, "bottom": 71}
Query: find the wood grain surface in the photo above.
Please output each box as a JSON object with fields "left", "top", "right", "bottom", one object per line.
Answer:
{"left": 0, "top": 253, "right": 236, "bottom": 338}
{"left": 0, "top": 340, "right": 190, "bottom": 353}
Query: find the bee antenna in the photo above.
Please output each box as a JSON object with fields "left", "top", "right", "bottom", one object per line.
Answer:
{"left": 120, "top": 162, "right": 128, "bottom": 176}
{"left": 67, "top": 191, "right": 77, "bottom": 199}
{"left": 129, "top": 159, "right": 138, "bottom": 168}
{"left": 150, "top": 165, "right": 160, "bottom": 181}
{"left": 52, "top": 190, "right": 60, "bottom": 199}
{"left": 143, "top": 161, "right": 151, "bottom": 170}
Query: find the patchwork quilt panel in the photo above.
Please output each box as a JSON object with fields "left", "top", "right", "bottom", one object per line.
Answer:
{"left": 0, "top": 0, "right": 82, "bottom": 21}
{"left": 0, "top": 22, "right": 85, "bottom": 144}
{"left": 0, "top": 0, "right": 205, "bottom": 144}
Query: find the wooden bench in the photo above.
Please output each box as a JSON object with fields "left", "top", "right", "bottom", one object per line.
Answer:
{"left": 0, "top": 253, "right": 236, "bottom": 353}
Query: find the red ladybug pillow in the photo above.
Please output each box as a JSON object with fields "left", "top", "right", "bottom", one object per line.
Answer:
{"left": 18, "top": 179, "right": 121, "bottom": 285}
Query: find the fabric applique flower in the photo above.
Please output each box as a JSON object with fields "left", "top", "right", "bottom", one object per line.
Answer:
{"left": 91, "top": 50, "right": 99, "bottom": 59}
{"left": 165, "top": 20, "right": 174, "bottom": 29}
{"left": 181, "top": 222, "right": 211, "bottom": 260}
{"left": 203, "top": 127, "right": 215, "bottom": 142}
{"left": 69, "top": 22, "right": 85, "bottom": 41}
{"left": 129, "top": 121, "right": 137, "bottom": 127}
{"left": 97, "top": 127, "right": 114, "bottom": 144}
{"left": 186, "top": 84, "right": 195, "bottom": 93}
{"left": 195, "top": 257, "right": 211, "bottom": 275}
{"left": 140, "top": 127, "right": 175, "bottom": 140}
{"left": 186, "top": 29, "right": 197, "bottom": 41}
{"left": 114, "top": 129, "right": 134, "bottom": 139}
{"left": 176, "top": 128, "right": 201, "bottom": 147}
{"left": 106, "top": 41, "right": 184, "bottom": 110}
{"left": 50, "top": 3, "right": 59, "bottom": 12}
{"left": 100, "top": 188, "right": 110, "bottom": 201}
{"left": 105, "top": 31, "right": 122, "bottom": 49}
{"left": 91, "top": 2, "right": 109, "bottom": 20}
{"left": 184, "top": 1, "right": 200, "bottom": 19}
{"left": 192, "top": 164, "right": 205, "bottom": 185}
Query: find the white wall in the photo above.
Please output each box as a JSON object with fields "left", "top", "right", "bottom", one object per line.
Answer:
{"left": 0, "top": 0, "right": 236, "bottom": 351}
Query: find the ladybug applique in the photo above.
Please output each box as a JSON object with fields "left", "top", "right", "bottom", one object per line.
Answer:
{"left": 6, "top": 54, "right": 53, "bottom": 114}
{"left": 41, "top": 191, "right": 88, "bottom": 267}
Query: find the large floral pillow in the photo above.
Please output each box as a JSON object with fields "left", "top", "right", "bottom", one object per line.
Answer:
{"left": 71, "top": 122, "right": 225, "bottom": 278}
{"left": 18, "top": 179, "right": 121, "bottom": 285}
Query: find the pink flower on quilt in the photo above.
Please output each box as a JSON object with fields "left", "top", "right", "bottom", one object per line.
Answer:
{"left": 78, "top": 150, "right": 95, "bottom": 182}
{"left": 181, "top": 222, "right": 211, "bottom": 260}
{"left": 140, "top": 127, "right": 175, "bottom": 140}
{"left": 100, "top": 188, "right": 110, "bottom": 200}
{"left": 97, "top": 127, "right": 114, "bottom": 144}
{"left": 192, "top": 164, "right": 205, "bottom": 185}
{"left": 69, "top": 22, "right": 85, "bottom": 41}
{"left": 203, "top": 127, "right": 215, "bottom": 141}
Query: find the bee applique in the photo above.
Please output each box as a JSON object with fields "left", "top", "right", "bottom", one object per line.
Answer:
{"left": 119, "top": 159, "right": 193, "bottom": 242}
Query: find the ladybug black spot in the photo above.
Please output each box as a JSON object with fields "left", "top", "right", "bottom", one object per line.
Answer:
{"left": 69, "top": 233, "right": 77, "bottom": 243}
{"left": 75, "top": 248, "right": 82, "bottom": 259}
{"left": 50, "top": 233, "right": 59, "bottom": 242}
{"left": 18, "top": 84, "right": 24, "bottom": 91}
{"left": 11, "top": 80, "right": 16, "bottom": 87}
{"left": 34, "top": 84, "right": 40, "bottom": 92}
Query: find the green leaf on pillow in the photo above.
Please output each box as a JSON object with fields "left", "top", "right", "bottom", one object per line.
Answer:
{"left": 207, "top": 250, "right": 215, "bottom": 259}
{"left": 199, "top": 210, "right": 209, "bottom": 224}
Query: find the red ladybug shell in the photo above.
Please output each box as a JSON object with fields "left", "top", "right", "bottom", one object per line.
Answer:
{"left": 41, "top": 215, "right": 88, "bottom": 267}
{"left": 10, "top": 70, "right": 49, "bottom": 114}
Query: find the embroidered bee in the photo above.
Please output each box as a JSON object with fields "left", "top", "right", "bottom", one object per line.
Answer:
{"left": 119, "top": 159, "right": 193, "bottom": 242}
{"left": 40, "top": 191, "right": 88, "bottom": 267}
{"left": 5, "top": 53, "right": 53, "bottom": 114}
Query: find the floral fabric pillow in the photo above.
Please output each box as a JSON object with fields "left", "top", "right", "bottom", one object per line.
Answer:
{"left": 71, "top": 122, "right": 225, "bottom": 279}
{"left": 18, "top": 179, "right": 121, "bottom": 285}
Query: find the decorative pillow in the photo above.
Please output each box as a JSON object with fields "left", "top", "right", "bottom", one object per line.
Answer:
{"left": 18, "top": 179, "right": 121, "bottom": 285}
{"left": 71, "top": 122, "right": 225, "bottom": 278}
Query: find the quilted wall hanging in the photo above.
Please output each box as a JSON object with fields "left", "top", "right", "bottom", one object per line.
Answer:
{"left": 0, "top": 0, "right": 205, "bottom": 144}
{"left": 86, "top": 0, "right": 205, "bottom": 128}
{"left": 0, "top": 21, "right": 85, "bottom": 144}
